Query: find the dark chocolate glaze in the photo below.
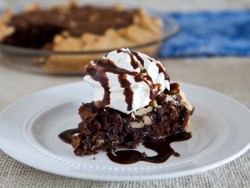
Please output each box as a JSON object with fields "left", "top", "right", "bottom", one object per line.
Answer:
{"left": 131, "top": 51, "right": 144, "bottom": 66}
{"left": 107, "top": 132, "right": 191, "bottom": 164}
{"left": 58, "top": 129, "right": 191, "bottom": 164}
{"left": 118, "top": 74, "right": 133, "bottom": 111}
{"left": 83, "top": 60, "right": 111, "bottom": 108}
{"left": 134, "top": 71, "right": 157, "bottom": 99}
{"left": 128, "top": 53, "right": 140, "bottom": 69}
{"left": 83, "top": 49, "right": 170, "bottom": 111}
{"left": 170, "top": 83, "right": 180, "bottom": 94}
{"left": 58, "top": 128, "right": 80, "bottom": 144}
{"left": 148, "top": 57, "right": 169, "bottom": 81}
{"left": 156, "top": 63, "right": 170, "bottom": 81}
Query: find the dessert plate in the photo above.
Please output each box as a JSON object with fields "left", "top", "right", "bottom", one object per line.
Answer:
{"left": 0, "top": 82, "right": 249, "bottom": 181}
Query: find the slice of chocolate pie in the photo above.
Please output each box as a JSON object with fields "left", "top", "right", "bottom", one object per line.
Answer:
{"left": 59, "top": 48, "right": 193, "bottom": 164}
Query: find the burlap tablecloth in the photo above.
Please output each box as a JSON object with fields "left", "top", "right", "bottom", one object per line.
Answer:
{"left": 0, "top": 57, "right": 249, "bottom": 188}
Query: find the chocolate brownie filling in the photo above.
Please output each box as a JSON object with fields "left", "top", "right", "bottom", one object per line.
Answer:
{"left": 59, "top": 83, "right": 192, "bottom": 160}
{"left": 2, "top": 6, "right": 136, "bottom": 48}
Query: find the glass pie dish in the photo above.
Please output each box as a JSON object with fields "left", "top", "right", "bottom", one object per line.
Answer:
{"left": 0, "top": 15, "right": 179, "bottom": 75}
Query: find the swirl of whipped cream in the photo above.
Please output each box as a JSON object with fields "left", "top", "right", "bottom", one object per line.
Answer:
{"left": 83, "top": 48, "right": 170, "bottom": 114}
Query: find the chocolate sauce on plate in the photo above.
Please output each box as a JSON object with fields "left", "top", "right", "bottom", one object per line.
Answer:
{"left": 58, "top": 129, "right": 191, "bottom": 164}
{"left": 107, "top": 132, "right": 191, "bottom": 164}
{"left": 58, "top": 128, "right": 80, "bottom": 144}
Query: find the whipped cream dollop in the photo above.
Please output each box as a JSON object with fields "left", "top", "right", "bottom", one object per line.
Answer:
{"left": 83, "top": 48, "right": 170, "bottom": 114}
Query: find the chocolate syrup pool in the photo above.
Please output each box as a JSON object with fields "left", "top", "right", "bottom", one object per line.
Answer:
{"left": 107, "top": 132, "right": 191, "bottom": 164}
{"left": 59, "top": 130, "right": 191, "bottom": 165}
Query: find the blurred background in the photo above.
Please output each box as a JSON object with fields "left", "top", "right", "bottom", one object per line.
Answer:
{"left": 0, "top": 0, "right": 250, "bottom": 108}
{"left": 0, "top": 0, "right": 250, "bottom": 11}
{"left": 1, "top": 0, "right": 250, "bottom": 11}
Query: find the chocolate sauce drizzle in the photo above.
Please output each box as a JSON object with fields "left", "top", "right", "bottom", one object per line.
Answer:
{"left": 59, "top": 129, "right": 191, "bottom": 164}
{"left": 83, "top": 49, "right": 170, "bottom": 110}
{"left": 118, "top": 74, "right": 133, "bottom": 111}
{"left": 156, "top": 63, "right": 170, "bottom": 81}
{"left": 84, "top": 60, "right": 110, "bottom": 108}
{"left": 58, "top": 128, "right": 80, "bottom": 144}
{"left": 107, "top": 132, "right": 191, "bottom": 164}
{"left": 131, "top": 51, "right": 145, "bottom": 66}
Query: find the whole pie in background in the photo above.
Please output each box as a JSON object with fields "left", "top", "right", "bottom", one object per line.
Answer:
{"left": 0, "top": 1, "right": 164, "bottom": 73}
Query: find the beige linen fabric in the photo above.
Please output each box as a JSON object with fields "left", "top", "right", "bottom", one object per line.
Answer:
{"left": 0, "top": 150, "right": 249, "bottom": 188}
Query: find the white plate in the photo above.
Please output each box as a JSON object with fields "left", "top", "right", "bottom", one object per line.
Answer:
{"left": 0, "top": 82, "right": 249, "bottom": 181}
